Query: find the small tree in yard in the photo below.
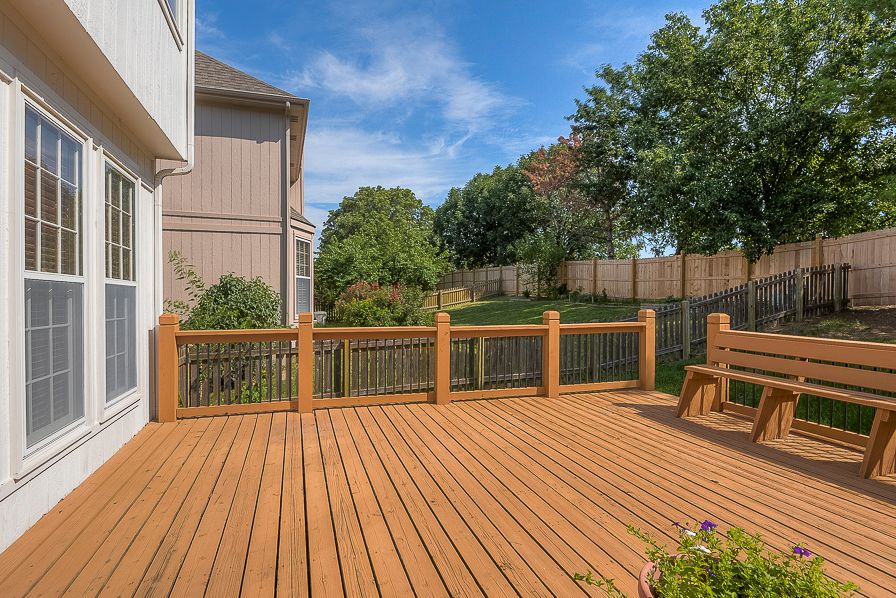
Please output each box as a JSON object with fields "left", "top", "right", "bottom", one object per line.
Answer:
{"left": 335, "top": 282, "right": 431, "bottom": 327}
{"left": 182, "top": 274, "right": 281, "bottom": 330}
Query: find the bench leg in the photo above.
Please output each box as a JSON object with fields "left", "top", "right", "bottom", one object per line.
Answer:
{"left": 677, "top": 371, "right": 721, "bottom": 418}
{"left": 861, "top": 410, "right": 896, "bottom": 479}
{"left": 751, "top": 387, "right": 801, "bottom": 442}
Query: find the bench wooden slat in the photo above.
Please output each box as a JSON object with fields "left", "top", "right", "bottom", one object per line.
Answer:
{"left": 685, "top": 365, "right": 896, "bottom": 412}
{"left": 705, "top": 348, "right": 896, "bottom": 394}
{"left": 715, "top": 330, "right": 896, "bottom": 371}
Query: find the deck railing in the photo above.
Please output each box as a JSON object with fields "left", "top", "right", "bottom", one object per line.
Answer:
{"left": 155, "top": 309, "right": 656, "bottom": 421}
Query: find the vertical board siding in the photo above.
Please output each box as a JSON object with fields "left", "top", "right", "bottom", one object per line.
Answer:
{"left": 162, "top": 101, "right": 285, "bottom": 305}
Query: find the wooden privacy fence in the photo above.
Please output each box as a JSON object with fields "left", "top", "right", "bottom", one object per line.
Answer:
{"left": 422, "top": 280, "right": 502, "bottom": 310}
{"left": 439, "top": 226, "right": 896, "bottom": 305}
{"left": 155, "top": 310, "right": 656, "bottom": 421}
{"left": 622, "top": 264, "right": 849, "bottom": 361}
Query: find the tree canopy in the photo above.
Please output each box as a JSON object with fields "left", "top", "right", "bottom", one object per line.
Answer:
{"left": 622, "top": 0, "right": 896, "bottom": 259}
{"left": 315, "top": 186, "right": 449, "bottom": 306}
{"left": 433, "top": 165, "right": 544, "bottom": 268}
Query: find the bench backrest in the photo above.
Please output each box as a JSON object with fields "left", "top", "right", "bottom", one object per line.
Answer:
{"left": 708, "top": 327, "right": 896, "bottom": 395}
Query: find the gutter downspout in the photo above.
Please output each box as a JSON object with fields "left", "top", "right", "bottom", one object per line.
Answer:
{"left": 150, "top": 0, "right": 195, "bottom": 421}
{"left": 282, "top": 101, "right": 290, "bottom": 325}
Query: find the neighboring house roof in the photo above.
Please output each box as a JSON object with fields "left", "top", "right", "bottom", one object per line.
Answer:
{"left": 290, "top": 207, "right": 315, "bottom": 227}
{"left": 196, "top": 51, "right": 303, "bottom": 102}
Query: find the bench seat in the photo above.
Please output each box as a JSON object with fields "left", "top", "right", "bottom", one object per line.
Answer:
{"left": 676, "top": 318, "right": 896, "bottom": 479}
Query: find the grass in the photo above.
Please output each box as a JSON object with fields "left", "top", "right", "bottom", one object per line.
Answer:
{"left": 444, "top": 296, "right": 640, "bottom": 326}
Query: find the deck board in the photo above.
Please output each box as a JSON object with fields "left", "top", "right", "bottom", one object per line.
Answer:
{"left": 1, "top": 390, "right": 895, "bottom": 597}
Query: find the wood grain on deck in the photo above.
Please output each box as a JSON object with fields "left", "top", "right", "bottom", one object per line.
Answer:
{"left": 1, "top": 390, "right": 894, "bottom": 597}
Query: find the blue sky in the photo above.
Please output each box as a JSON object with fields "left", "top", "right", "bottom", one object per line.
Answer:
{"left": 197, "top": 0, "right": 708, "bottom": 231}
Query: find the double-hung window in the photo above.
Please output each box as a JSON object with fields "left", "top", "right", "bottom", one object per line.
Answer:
{"left": 23, "top": 105, "right": 85, "bottom": 448}
{"left": 104, "top": 165, "right": 137, "bottom": 403}
{"left": 295, "top": 239, "right": 311, "bottom": 314}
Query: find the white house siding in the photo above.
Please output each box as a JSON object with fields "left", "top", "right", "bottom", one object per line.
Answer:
{"left": 0, "top": 2, "right": 192, "bottom": 551}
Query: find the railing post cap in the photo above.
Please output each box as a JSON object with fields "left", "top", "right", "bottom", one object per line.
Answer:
{"left": 638, "top": 308, "right": 656, "bottom": 320}
{"left": 159, "top": 313, "right": 180, "bottom": 326}
{"left": 543, "top": 310, "right": 560, "bottom": 322}
{"left": 435, "top": 312, "right": 450, "bottom": 323}
{"left": 708, "top": 312, "right": 730, "bottom": 323}
{"left": 298, "top": 312, "right": 314, "bottom": 324}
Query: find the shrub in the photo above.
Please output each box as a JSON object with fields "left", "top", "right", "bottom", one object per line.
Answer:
{"left": 183, "top": 273, "right": 281, "bottom": 330}
{"left": 576, "top": 521, "right": 858, "bottom": 597}
{"left": 515, "top": 231, "right": 567, "bottom": 298}
{"left": 335, "top": 282, "right": 431, "bottom": 327}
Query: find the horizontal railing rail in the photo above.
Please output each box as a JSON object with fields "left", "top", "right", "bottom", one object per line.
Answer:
{"left": 155, "top": 310, "right": 657, "bottom": 421}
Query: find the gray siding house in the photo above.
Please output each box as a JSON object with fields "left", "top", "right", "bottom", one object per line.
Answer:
{"left": 163, "top": 52, "right": 314, "bottom": 324}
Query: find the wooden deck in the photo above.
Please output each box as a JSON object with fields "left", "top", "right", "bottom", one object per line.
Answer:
{"left": 1, "top": 390, "right": 895, "bottom": 597}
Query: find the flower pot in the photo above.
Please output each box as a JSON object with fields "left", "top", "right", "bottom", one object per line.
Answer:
{"left": 638, "top": 561, "right": 658, "bottom": 598}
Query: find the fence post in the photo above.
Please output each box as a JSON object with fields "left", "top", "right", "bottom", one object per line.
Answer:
{"left": 592, "top": 257, "right": 599, "bottom": 297}
{"left": 297, "top": 313, "right": 314, "bottom": 413}
{"left": 795, "top": 268, "right": 805, "bottom": 322}
{"left": 638, "top": 309, "right": 656, "bottom": 391}
{"left": 437, "top": 289, "right": 444, "bottom": 310}
{"left": 542, "top": 311, "right": 560, "bottom": 399}
{"left": 680, "top": 301, "right": 691, "bottom": 360}
{"left": 515, "top": 265, "right": 521, "bottom": 296}
{"left": 707, "top": 313, "right": 730, "bottom": 406}
{"left": 434, "top": 312, "right": 451, "bottom": 405}
{"left": 679, "top": 251, "right": 687, "bottom": 298}
{"left": 156, "top": 314, "right": 180, "bottom": 423}
{"left": 631, "top": 257, "right": 638, "bottom": 301}
{"left": 833, "top": 264, "right": 843, "bottom": 312}
{"left": 814, "top": 233, "right": 824, "bottom": 267}
{"left": 747, "top": 280, "right": 757, "bottom": 331}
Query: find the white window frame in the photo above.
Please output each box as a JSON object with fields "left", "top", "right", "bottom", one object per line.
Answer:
{"left": 295, "top": 237, "right": 312, "bottom": 315}
{"left": 102, "top": 160, "right": 139, "bottom": 410}
{"left": 11, "top": 89, "right": 95, "bottom": 477}
{"left": 157, "top": 0, "right": 184, "bottom": 50}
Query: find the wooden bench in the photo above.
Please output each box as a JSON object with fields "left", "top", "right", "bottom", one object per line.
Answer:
{"left": 677, "top": 313, "right": 896, "bottom": 479}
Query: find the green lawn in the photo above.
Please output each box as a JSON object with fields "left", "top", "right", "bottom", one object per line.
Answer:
{"left": 444, "top": 296, "right": 639, "bottom": 325}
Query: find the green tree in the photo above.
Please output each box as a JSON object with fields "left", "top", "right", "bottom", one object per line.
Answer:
{"left": 570, "top": 67, "right": 638, "bottom": 259}
{"left": 184, "top": 274, "right": 281, "bottom": 330}
{"left": 315, "top": 186, "right": 449, "bottom": 306}
{"left": 626, "top": 0, "right": 896, "bottom": 259}
{"left": 433, "top": 165, "right": 544, "bottom": 268}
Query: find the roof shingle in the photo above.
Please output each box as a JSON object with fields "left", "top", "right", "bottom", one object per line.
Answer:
{"left": 195, "top": 51, "right": 301, "bottom": 101}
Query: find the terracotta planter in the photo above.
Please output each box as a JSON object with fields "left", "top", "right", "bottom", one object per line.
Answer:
{"left": 638, "top": 562, "right": 658, "bottom": 598}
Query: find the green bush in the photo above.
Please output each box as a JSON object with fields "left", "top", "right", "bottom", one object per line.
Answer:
{"left": 183, "top": 274, "right": 281, "bottom": 330}
{"left": 335, "top": 282, "right": 431, "bottom": 327}
{"left": 515, "top": 232, "right": 567, "bottom": 298}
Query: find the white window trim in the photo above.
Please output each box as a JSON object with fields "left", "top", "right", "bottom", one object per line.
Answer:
{"left": 12, "top": 90, "right": 96, "bottom": 478}
{"left": 157, "top": 0, "right": 185, "bottom": 50}
{"left": 295, "top": 237, "right": 312, "bottom": 316}
{"left": 101, "top": 159, "right": 140, "bottom": 417}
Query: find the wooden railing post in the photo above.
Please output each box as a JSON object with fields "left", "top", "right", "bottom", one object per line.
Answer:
{"left": 833, "top": 264, "right": 843, "bottom": 312}
{"left": 297, "top": 313, "right": 314, "bottom": 413}
{"left": 638, "top": 309, "right": 655, "bottom": 391}
{"left": 542, "top": 311, "right": 560, "bottom": 399}
{"left": 156, "top": 314, "right": 180, "bottom": 422}
{"left": 434, "top": 312, "right": 451, "bottom": 405}
{"left": 747, "top": 280, "right": 757, "bottom": 331}
{"left": 680, "top": 300, "right": 691, "bottom": 360}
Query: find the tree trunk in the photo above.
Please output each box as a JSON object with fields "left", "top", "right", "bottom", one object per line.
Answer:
{"left": 605, "top": 209, "right": 616, "bottom": 259}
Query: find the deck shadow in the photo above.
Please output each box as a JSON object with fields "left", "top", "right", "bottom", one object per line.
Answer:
{"left": 614, "top": 397, "right": 896, "bottom": 505}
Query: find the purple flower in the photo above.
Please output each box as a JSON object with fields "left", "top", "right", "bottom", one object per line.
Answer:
{"left": 700, "top": 520, "right": 718, "bottom": 532}
{"left": 793, "top": 546, "right": 813, "bottom": 558}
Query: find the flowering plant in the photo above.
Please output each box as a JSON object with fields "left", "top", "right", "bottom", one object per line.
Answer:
{"left": 575, "top": 521, "right": 858, "bottom": 597}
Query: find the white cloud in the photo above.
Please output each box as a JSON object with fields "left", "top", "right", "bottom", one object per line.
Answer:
{"left": 304, "top": 125, "right": 471, "bottom": 206}
{"left": 292, "top": 17, "right": 519, "bottom": 134}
